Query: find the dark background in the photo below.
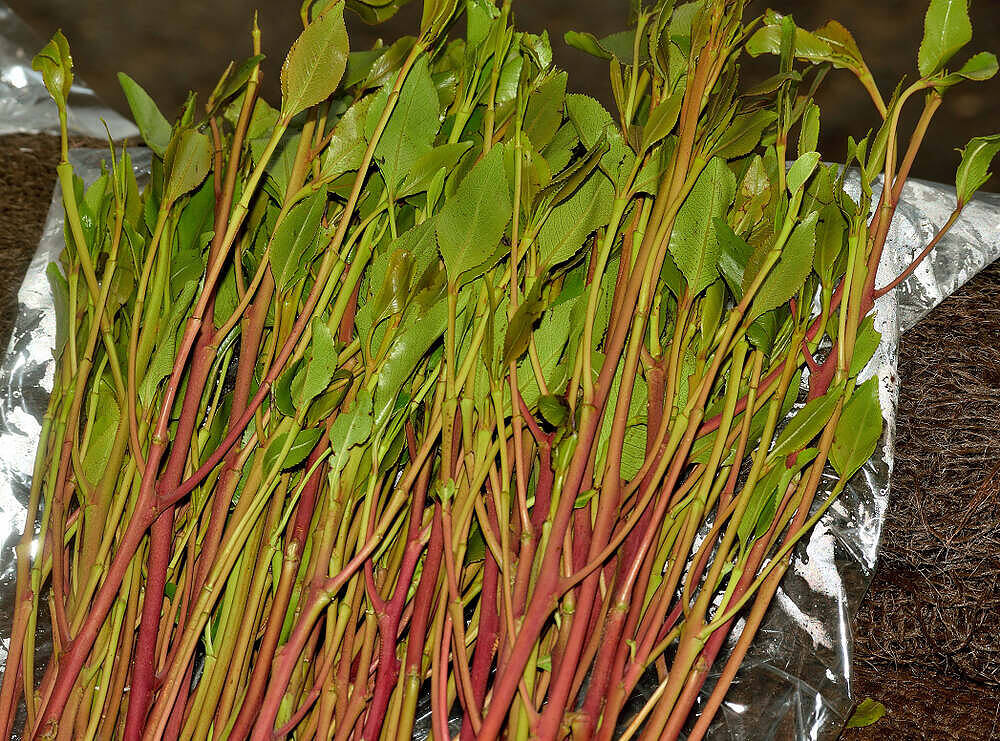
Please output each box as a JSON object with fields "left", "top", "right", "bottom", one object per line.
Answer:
{"left": 8, "top": 0, "right": 1000, "bottom": 189}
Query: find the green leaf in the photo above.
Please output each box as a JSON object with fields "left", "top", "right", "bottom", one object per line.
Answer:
{"left": 749, "top": 210, "right": 817, "bottom": 319}
{"left": 164, "top": 129, "right": 212, "bottom": 205}
{"left": 814, "top": 203, "right": 847, "bottom": 287}
{"left": 139, "top": 281, "right": 198, "bottom": 407}
{"left": 711, "top": 110, "right": 777, "bottom": 160}
{"left": 524, "top": 72, "right": 567, "bottom": 151}
{"left": 503, "top": 280, "right": 547, "bottom": 367}
{"left": 918, "top": 0, "right": 972, "bottom": 78}
{"left": 846, "top": 698, "right": 887, "bottom": 729}
{"left": 812, "top": 20, "right": 866, "bottom": 71}
{"left": 738, "top": 449, "right": 817, "bottom": 545}
{"left": 321, "top": 96, "right": 372, "bottom": 181}
{"left": 270, "top": 189, "right": 326, "bottom": 294}
{"left": 265, "top": 427, "right": 323, "bottom": 473}
{"left": 398, "top": 141, "right": 472, "bottom": 198}
{"left": 565, "top": 94, "right": 635, "bottom": 187}
{"left": 715, "top": 218, "right": 752, "bottom": 300}
{"left": 375, "top": 299, "right": 448, "bottom": 425}
{"left": 798, "top": 103, "right": 820, "bottom": 157}
{"left": 769, "top": 383, "right": 844, "bottom": 462}
{"left": 746, "top": 23, "right": 833, "bottom": 63}
{"left": 82, "top": 377, "right": 120, "bottom": 488}
{"left": 328, "top": 388, "right": 374, "bottom": 455}
{"left": 46, "top": 263, "right": 70, "bottom": 354}
{"left": 935, "top": 51, "right": 999, "bottom": 90}
{"left": 849, "top": 315, "right": 881, "bottom": 377}
{"left": 280, "top": 2, "right": 349, "bottom": 119}
{"left": 437, "top": 146, "right": 511, "bottom": 284}
{"left": 32, "top": 31, "right": 73, "bottom": 110}
{"left": 831, "top": 377, "right": 882, "bottom": 481}
{"left": 538, "top": 395, "right": 570, "bottom": 427}
{"left": 368, "top": 56, "right": 440, "bottom": 191}
{"left": 273, "top": 359, "right": 303, "bottom": 418}
{"left": 786, "top": 151, "right": 820, "bottom": 194}
{"left": 292, "top": 319, "right": 338, "bottom": 409}
{"left": 118, "top": 73, "right": 171, "bottom": 157}
{"left": 955, "top": 133, "right": 1000, "bottom": 205}
{"left": 208, "top": 54, "right": 266, "bottom": 113}
{"left": 642, "top": 89, "right": 683, "bottom": 151}
{"left": 668, "top": 157, "right": 737, "bottom": 295}
{"left": 537, "top": 173, "right": 614, "bottom": 269}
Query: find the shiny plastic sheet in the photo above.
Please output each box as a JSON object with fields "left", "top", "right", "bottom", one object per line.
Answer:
{"left": 2, "top": 148, "right": 999, "bottom": 738}
{"left": 0, "top": 1, "right": 136, "bottom": 139}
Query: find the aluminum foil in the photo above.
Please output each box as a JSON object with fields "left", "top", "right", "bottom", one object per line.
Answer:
{"left": 0, "top": 1, "right": 136, "bottom": 139}
{"left": 2, "top": 101, "right": 1000, "bottom": 741}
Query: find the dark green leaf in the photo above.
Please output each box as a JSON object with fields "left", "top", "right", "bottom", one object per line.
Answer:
{"left": 668, "top": 157, "right": 736, "bottom": 295}
{"left": 831, "top": 377, "right": 882, "bottom": 481}
{"left": 918, "top": 0, "right": 972, "bottom": 78}
{"left": 538, "top": 395, "right": 570, "bottom": 427}
{"left": 436, "top": 146, "right": 511, "bottom": 283}
{"left": 273, "top": 359, "right": 303, "bottom": 418}
{"left": 770, "top": 383, "right": 844, "bottom": 461}
{"left": 281, "top": 3, "right": 349, "bottom": 119}
{"left": 749, "top": 210, "right": 817, "bottom": 319}
{"left": 814, "top": 203, "right": 847, "bottom": 286}
{"left": 849, "top": 315, "right": 881, "bottom": 377}
{"left": 118, "top": 73, "right": 171, "bottom": 156}
{"left": 715, "top": 218, "right": 751, "bottom": 300}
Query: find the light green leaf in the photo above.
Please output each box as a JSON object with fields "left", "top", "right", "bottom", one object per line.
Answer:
{"left": 711, "top": 110, "right": 777, "bottom": 160}
{"left": 270, "top": 189, "right": 326, "bottom": 294}
{"left": 849, "top": 315, "right": 881, "bottom": 377}
{"left": 538, "top": 173, "right": 614, "bottom": 269}
{"left": 280, "top": 2, "right": 349, "bottom": 119}
{"left": 566, "top": 94, "right": 635, "bottom": 187}
{"left": 935, "top": 51, "right": 999, "bottom": 90}
{"left": 787, "top": 151, "right": 820, "bottom": 194}
{"left": 769, "top": 383, "right": 844, "bottom": 461}
{"left": 139, "top": 281, "right": 198, "bottom": 407}
{"left": 798, "top": 103, "right": 820, "bottom": 157}
{"left": 831, "top": 377, "right": 882, "bottom": 481}
{"left": 918, "top": 0, "right": 972, "bottom": 78}
{"left": 668, "top": 157, "right": 737, "bottom": 295}
{"left": 642, "top": 89, "right": 683, "bottom": 151}
{"left": 436, "top": 146, "right": 511, "bottom": 283}
{"left": 329, "top": 388, "right": 374, "bottom": 460}
{"left": 293, "top": 319, "right": 338, "bottom": 409}
{"left": 524, "top": 72, "right": 567, "bottom": 151}
{"left": 749, "top": 210, "right": 817, "bottom": 319}
{"left": 321, "top": 96, "right": 372, "bottom": 181}
{"left": 32, "top": 31, "right": 73, "bottom": 110}
{"left": 265, "top": 427, "right": 324, "bottom": 473}
{"left": 846, "top": 698, "right": 887, "bottom": 729}
{"left": 118, "top": 73, "right": 171, "bottom": 157}
{"left": 955, "top": 133, "right": 1000, "bottom": 205}
{"left": 398, "top": 141, "right": 472, "bottom": 198}
{"left": 164, "top": 129, "right": 212, "bottom": 205}
{"left": 82, "top": 377, "right": 120, "bottom": 487}
{"left": 368, "top": 56, "right": 440, "bottom": 192}
{"left": 374, "top": 299, "right": 449, "bottom": 425}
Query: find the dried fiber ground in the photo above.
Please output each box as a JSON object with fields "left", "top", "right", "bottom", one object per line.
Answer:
{"left": 845, "top": 260, "right": 1000, "bottom": 739}
{"left": 3, "top": 134, "right": 1000, "bottom": 737}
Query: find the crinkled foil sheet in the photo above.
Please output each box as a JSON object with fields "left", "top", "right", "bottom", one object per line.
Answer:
{"left": 3, "top": 11, "right": 1000, "bottom": 735}
{"left": 0, "top": 1, "right": 136, "bottom": 139}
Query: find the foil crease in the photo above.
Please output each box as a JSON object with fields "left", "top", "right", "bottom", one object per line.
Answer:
{"left": 0, "top": 1, "right": 136, "bottom": 139}
{"left": 2, "top": 163, "right": 1000, "bottom": 740}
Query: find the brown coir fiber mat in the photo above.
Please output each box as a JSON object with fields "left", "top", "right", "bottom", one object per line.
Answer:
{"left": 845, "top": 258, "right": 1000, "bottom": 739}
{"left": 3, "top": 133, "right": 1000, "bottom": 737}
